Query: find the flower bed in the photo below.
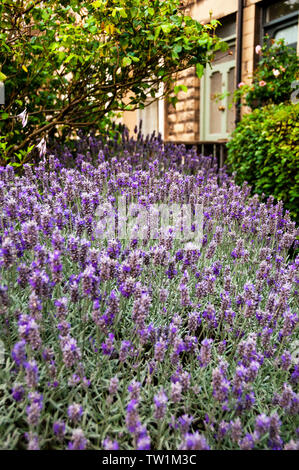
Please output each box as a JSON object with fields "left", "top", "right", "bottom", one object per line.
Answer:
{"left": 0, "top": 134, "right": 298, "bottom": 450}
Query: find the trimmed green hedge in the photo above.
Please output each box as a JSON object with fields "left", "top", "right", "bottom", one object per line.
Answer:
{"left": 227, "top": 103, "right": 299, "bottom": 221}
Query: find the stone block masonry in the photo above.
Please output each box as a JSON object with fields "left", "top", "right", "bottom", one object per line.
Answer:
{"left": 165, "top": 67, "right": 200, "bottom": 142}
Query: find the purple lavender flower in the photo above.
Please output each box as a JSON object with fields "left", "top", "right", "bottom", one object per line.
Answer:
{"left": 103, "top": 438, "right": 119, "bottom": 450}
{"left": 101, "top": 333, "right": 115, "bottom": 357}
{"left": 198, "top": 338, "right": 213, "bottom": 367}
{"left": 11, "top": 340, "right": 27, "bottom": 367}
{"left": 26, "top": 392, "right": 43, "bottom": 427}
{"left": 25, "top": 360, "right": 39, "bottom": 389}
{"left": 254, "top": 414, "right": 270, "bottom": 438}
{"left": 29, "top": 269, "right": 51, "bottom": 297}
{"left": 280, "top": 350, "right": 292, "bottom": 370}
{"left": 153, "top": 389, "right": 168, "bottom": 420}
{"left": 268, "top": 412, "right": 283, "bottom": 450}
{"left": 67, "top": 403, "right": 83, "bottom": 423}
{"left": 136, "top": 426, "right": 151, "bottom": 450}
{"left": 53, "top": 421, "right": 66, "bottom": 441}
{"left": 212, "top": 366, "right": 230, "bottom": 403}
{"left": 178, "top": 414, "right": 193, "bottom": 434}
{"left": 170, "top": 381, "right": 182, "bottom": 403}
{"left": 108, "top": 376, "right": 119, "bottom": 396}
{"left": 131, "top": 292, "right": 151, "bottom": 328}
{"left": 125, "top": 399, "right": 141, "bottom": 434}
{"left": 284, "top": 439, "right": 299, "bottom": 450}
{"left": 239, "top": 433, "right": 255, "bottom": 450}
{"left": 68, "top": 428, "right": 87, "bottom": 450}
{"left": 60, "top": 335, "right": 81, "bottom": 368}
{"left": 49, "top": 250, "right": 63, "bottom": 283}
{"left": 18, "top": 314, "right": 42, "bottom": 350}
{"left": 28, "top": 292, "right": 42, "bottom": 321}
{"left": 26, "top": 432, "right": 39, "bottom": 450}
{"left": 159, "top": 288, "right": 168, "bottom": 303}
{"left": 217, "top": 421, "right": 230, "bottom": 441}
{"left": 0, "top": 237, "right": 16, "bottom": 267}
{"left": 291, "top": 365, "right": 299, "bottom": 385}
{"left": 180, "top": 432, "right": 210, "bottom": 450}
{"left": 230, "top": 418, "right": 242, "bottom": 443}
{"left": 154, "top": 340, "right": 167, "bottom": 362}
{"left": 119, "top": 340, "right": 133, "bottom": 362}
{"left": 11, "top": 383, "right": 25, "bottom": 402}
{"left": 54, "top": 297, "right": 68, "bottom": 319}
{"left": 128, "top": 380, "right": 141, "bottom": 400}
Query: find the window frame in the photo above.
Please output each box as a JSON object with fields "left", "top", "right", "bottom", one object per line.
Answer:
{"left": 200, "top": 35, "right": 236, "bottom": 142}
{"left": 261, "top": 1, "right": 299, "bottom": 49}
{"left": 137, "top": 82, "right": 164, "bottom": 139}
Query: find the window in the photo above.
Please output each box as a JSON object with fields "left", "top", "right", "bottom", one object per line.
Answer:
{"left": 263, "top": 0, "right": 299, "bottom": 49}
{"left": 137, "top": 83, "right": 164, "bottom": 138}
{"left": 265, "top": 0, "right": 299, "bottom": 21}
{"left": 200, "top": 14, "right": 236, "bottom": 141}
{"left": 138, "top": 99, "right": 161, "bottom": 138}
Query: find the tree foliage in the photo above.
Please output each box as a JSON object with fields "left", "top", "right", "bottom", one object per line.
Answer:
{"left": 0, "top": 0, "right": 224, "bottom": 159}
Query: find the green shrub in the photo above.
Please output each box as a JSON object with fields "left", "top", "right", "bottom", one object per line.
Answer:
{"left": 226, "top": 103, "right": 299, "bottom": 221}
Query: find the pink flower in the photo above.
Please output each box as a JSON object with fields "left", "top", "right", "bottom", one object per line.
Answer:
{"left": 280, "top": 66, "right": 286, "bottom": 72}
{"left": 255, "top": 45, "right": 262, "bottom": 55}
{"left": 238, "top": 82, "right": 245, "bottom": 88}
{"left": 272, "top": 69, "right": 280, "bottom": 77}
{"left": 259, "top": 80, "right": 267, "bottom": 87}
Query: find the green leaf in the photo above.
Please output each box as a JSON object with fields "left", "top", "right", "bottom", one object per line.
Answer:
{"left": 161, "top": 24, "right": 172, "bottom": 34}
{"left": 196, "top": 63, "right": 204, "bottom": 78}
{"left": 122, "top": 57, "right": 132, "bottom": 67}
{"left": 154, "top": 26, "right": 161, "bottom": 40}
{"left": 92, "top": 0, "right": 104, "bottom": 8}
{"left": 174, "top": 84, "right": 187, "bottom": 94}
{"left": 64, "top": 53, "right": 76, "bottom": 64}
{"left": 173, "top": 44, "right": 182, "bottom": 54}
{"left": 129, "top": 56, "right": 139, "bottom": 63}
{"left": 119, "top": 8, "right": 127, "bottom": 18}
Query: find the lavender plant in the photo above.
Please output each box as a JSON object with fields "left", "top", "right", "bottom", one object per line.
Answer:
{"left": 0, "top": 133, "right": 298, "bottom": 450}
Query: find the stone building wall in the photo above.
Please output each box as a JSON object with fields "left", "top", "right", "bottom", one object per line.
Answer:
{"left": 165, "top": 67, "right": 200, "bottom": 142}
